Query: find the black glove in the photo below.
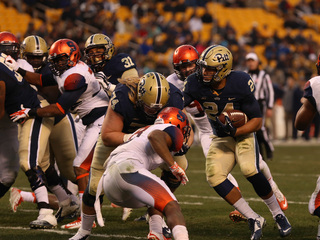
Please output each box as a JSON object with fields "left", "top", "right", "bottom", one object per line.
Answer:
{"left": 216, "top": 116, "right": 237, "bottom": 137}
{"left": 174, "top": 143, "right": 190, "bottom": 156}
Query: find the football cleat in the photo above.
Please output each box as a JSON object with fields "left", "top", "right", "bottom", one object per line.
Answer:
{"left": 309, "top": 176, "right": 320, "bottom": 215}
{"left": 147, "top": 231, "right": 168, "bottom": 240}
{"left": 272, "top": 183, "right": 288, "bottom": 211}
{"left": 61, "top": 217, "right": 96, "bottom": 229}
{"left": 162, "top": 227, "right": 172, "bottom": 240}
{"left": 229, "top": 209, "right": 247, "bottom": 222}
{"left": 9, "top": 187, "right": 23, "bottom": 212}
{"left": 30, "top": 208, "right": 57, "bottom": 229}
{"left": 122, "top": 207, "right": 133, "bottom": 221}
{"left": 248, "top": 216, "right": 266, "bottom": 240}
{"left": 134, "top": 213, "right": 148, "bottom": 222}
{"left": 275, "top": 214, "right": 292, "bottom": 237}
{"left": 69, "top": 228, "right": 91, "bottom": 240}
{"left": 55, "top": 197, "right": 80, "bottom": 222}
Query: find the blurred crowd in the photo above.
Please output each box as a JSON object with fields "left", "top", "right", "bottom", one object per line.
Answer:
{"left": 3, "top": 0, "right": 320, "bottom": 141}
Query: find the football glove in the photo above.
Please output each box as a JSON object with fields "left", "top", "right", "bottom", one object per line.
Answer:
{"left": 174, "top": 143, "right": 190, "bottom": 156}
{"left": 169, "top": 161, "right": 189, "bottom": 185}
{"left": 10, "top": 104, "right": 31, "bottom": 124}
{"left": 95, "top": 71, "right": 116, "bottom": 97}
{"left": 216, "top": 116, "right": 237, "bottom": 137}
{"left": 4, "top": 55, "right": 19, "bottom": 71}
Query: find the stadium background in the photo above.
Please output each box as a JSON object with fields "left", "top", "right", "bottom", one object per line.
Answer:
{"left": 2, "top": 0, "right": 320, "bottom": 140}
{"left": 1, "top": 1, "right": 320, "bottom": 239}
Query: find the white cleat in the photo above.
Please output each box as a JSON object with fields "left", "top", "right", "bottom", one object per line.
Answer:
{"left": 69, "top": 227, "right": 90, "bottom": 240}
{"left": 122, "top": 208, "right": 133, "bottom": 221}
{"left": 9, "top": 187, "right": 23, "bottom": 212}
{"left": 30, "top": 208, "right": 57, "bottom": 229}
{"left": 148, "top": 230, "right": 167, "bottom": 240}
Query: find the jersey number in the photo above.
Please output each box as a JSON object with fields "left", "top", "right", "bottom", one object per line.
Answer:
{"left": 121, "top": 57, "right": 135, "bottom": 68}
{"left": 203, "top": 102, "right": 234, "bottom": 120}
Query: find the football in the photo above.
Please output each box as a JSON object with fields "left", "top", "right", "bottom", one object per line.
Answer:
{"left": 218, "top": 110, "right": 248, "bottom": 128}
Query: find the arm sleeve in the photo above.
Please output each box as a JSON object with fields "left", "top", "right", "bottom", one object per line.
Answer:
{"left": 41, "top": 73, "right": 57, "bottom": 87}
{"left": 57, "top": 85, "right": 87, "bottom": 113}
{"left": 163, "top": 125, "right": 184, "bottom": 152}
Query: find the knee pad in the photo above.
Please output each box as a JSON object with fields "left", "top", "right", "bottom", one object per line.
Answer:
{"left": 0, "top": 171, "right": 18, "bottom": 188}
{"left": 83, "top": 187, "right": 103, "bottom": 207}
{"left": 247, "top": 172, "right": 271, "bottom": 197}
{"left": 161, "top": 170, "right": 181, "bottom": 190}
{"left": 25, "top": 167, "right": 47, "bottom": 192}
{"left": 213, "top": 178, "right": 234, "bottom": 198}
{"left": 45, "top": 165, "right": 61, "bottom": 187}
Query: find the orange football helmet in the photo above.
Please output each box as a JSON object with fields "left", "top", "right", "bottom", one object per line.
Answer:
{"left": 48, "top": 39, "right": 81, "bottom": 76}
{"left": 173, "top": 45, "right": 199, "bottom": 80}
{"left": 155, "top": 107, "right": 191, "bottom": 142}
{"left": 0, "top": 31, "right": 20, "bottom": 60}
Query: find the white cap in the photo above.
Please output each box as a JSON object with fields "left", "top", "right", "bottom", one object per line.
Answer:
{"left": 246, "top": 52, "right": 259, "bottom": 61}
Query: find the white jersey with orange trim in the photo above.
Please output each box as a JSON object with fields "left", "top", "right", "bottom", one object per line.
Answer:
{"left": 107, "top": 123, "right": 182, "bottom": 172}
{"left": 54, "top": 61, "right": 108, "bottom": 118}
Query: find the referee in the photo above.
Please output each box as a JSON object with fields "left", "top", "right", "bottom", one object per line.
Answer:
{"left": 246, "top": 52, "right": 275, "bottom": 161}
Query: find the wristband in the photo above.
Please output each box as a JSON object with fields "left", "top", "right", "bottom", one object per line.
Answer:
{"left": 17, "top": 68, "right": 27, "bottom": 77}
{"left": 28, "top": 108, "right": 38, "bottom": 117}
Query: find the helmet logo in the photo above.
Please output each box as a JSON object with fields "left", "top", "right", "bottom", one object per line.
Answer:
{"left": 138, "top": 78, "right": 146, "bottom": 96}
{"left": 215, "top": 53, "right": 229, "bottom": 63}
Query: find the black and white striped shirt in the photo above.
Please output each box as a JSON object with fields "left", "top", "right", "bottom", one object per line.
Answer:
{"left": 248, "top": 69, "right": 274, "bottom": 109}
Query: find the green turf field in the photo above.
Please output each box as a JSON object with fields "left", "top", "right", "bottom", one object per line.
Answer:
{"left": 0, "top": 144, "right": 319, "bottom": 240}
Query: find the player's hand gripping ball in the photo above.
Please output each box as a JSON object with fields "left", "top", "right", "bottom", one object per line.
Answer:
{"left": 218, "top": 110, "right": 248, "bottom": 128}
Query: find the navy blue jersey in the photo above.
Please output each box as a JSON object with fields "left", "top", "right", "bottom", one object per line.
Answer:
{"left": 100, "top": 53, "right": 137, "bottom": 85}
{"left": 110, "top": 82, "right": 184, "bottom": 133}
{"left": 184, "top": 71, "right": 262, "bottom": 132}
{"left": 0, "top": 62, "right": 40, "bottom": 115}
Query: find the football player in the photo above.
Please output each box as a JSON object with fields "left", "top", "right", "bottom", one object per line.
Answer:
{"left": 95, "top": 107, "right": 190, "bottom": 240}
{"left": 5, "top": 38, "right": 109, "bottom": 228}
{"left": 183, "top": 45, "right": 291, "bottom": 239}
{"left": 70, "top": 72, "right": 191, "bottom": 240}
{"left": 62, "top": 33, "right": 140, "bottom": 230}
{"left": 295, "top": 53, "right": 320, "bottom": 240}
{"left": 9, "top": 35, "right": 80, "bottom": 220}
{"left": 0, "top": 32, "right": 58, "bottom": 229}
{"left": 168, "top": 45, "right": 288, "bottom": 222}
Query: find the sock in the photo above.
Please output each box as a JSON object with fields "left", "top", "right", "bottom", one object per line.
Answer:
{"left": 263, "top": 194, "right": 283, "bottom": 218}
{"left": 259, "top": 159, "right": 276, "bottom": 188}
{"left": 20, "top": 191, "right": 37, "bottom": 203}
{"left": 34, "top": 186, "right": 49, "bottom": 204}
{"left": 172, "top": 225, "right": 189, "bottom": 240}
{"left": 233, "top": 198, "right": 259, "bottom": 219}
{"left": 49, "top": 185, "right": 69, "bottom": 203}
{"left": 79, "top": 191, "right": 84, "bottom": 211}
{"left": 81, "top": 212, "right": 95, "bottom": 232}
{"left": 149, "top": 214, "right": 163, "bottom": 233}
